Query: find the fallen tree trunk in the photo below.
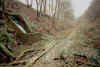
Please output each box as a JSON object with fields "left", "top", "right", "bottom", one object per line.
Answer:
{"left": 19, "top": 14, "right": 32, "bottom": 33}
{"left": 8, "top": 16, "right": 27, "bottom": 34}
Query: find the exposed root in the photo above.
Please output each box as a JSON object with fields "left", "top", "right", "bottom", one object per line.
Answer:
{"left": 16, "top": 48, "right": 41, "bottom": 60}
{"left": 24, "top": 52, "right": 46, "bottom": 67}
{"left": 10, "top": 60, "right": 28, "bottom": 65}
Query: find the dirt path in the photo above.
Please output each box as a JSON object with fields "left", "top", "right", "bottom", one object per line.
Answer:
{"left": 42, "top": 28, "right": 78, "bottom": 60}
{"left": 26, "top": 27, "right": 79, "bottom": 67}
{"left": 23, "top": 19, "right": 95, "bottom": 67}
{"left": 23, "top": 18, "right": 98, "bottom": 67}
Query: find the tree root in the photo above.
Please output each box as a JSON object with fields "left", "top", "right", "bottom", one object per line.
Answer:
{"left": 10, "top": 49, "right": 42, "bottom": 65}
{"left": 16, "top": 48, "right": 43, "bottom": 60}
{"left": 10, "top": 60, "right": 28, "bottom": 65}
{"left": 16, "top": 48, "right": 36, "bottom": 60}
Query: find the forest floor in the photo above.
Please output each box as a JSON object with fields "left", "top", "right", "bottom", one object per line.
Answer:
{"left": 32, "top": 27, "right": 78, "bottom": 67}
{"left": 0, "top": 15, "right": 100, "bottom": 67}
{"left": 23, "top": 17, "right": 100, "bottom": 67}
{"left": 10, "top": 16, "right": 100, "bottom": 67}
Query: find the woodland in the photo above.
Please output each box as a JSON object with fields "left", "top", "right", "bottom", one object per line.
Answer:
{"left": 0, "top": 0, "right": 100, "bottom": 67}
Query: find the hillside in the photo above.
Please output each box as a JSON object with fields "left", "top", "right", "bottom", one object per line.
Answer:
{"left": 5, "top": 0, "right": 74, "bottom": 35}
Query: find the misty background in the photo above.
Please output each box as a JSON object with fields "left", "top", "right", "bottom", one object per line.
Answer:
{"left": 18, "top": 0, "right": 93, "bottom": 18}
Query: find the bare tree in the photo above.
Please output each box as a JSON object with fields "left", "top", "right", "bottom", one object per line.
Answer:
{"left": 34, "top": 0, "right": 72, "bottom": 18}
{"left": 30, "top": 0, "right": 33, "bottom": 7}
{"left": 35, "top": 0, "right": 47, "bottom": 17}
{"left": 43, "top": 0, "right": 47, "bottom": 14}
{"left": 36, "top": 0, "right": 40, "bottom": 16}
{"left": 0, "top": 0, "right": 5, "bottom": 16}
{"left": 53, "top": 0, "right": 59, "bottom": 17}
{"left": 25, "top": 0, "right": 33, "bottom": 8}
{"left": 39, "top": 0, "right": 44, "bottom": 16}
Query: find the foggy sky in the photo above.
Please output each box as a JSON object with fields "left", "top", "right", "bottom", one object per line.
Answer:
{"left": 72, "top": 0, "right": 93, "bottom": 17}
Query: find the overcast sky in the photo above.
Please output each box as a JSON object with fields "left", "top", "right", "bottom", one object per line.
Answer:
{"left": 72, "top": 0, "right": 93, "bottom": 17}
{"left": 19, "top": 0, "right": 93, "bottom": 18}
